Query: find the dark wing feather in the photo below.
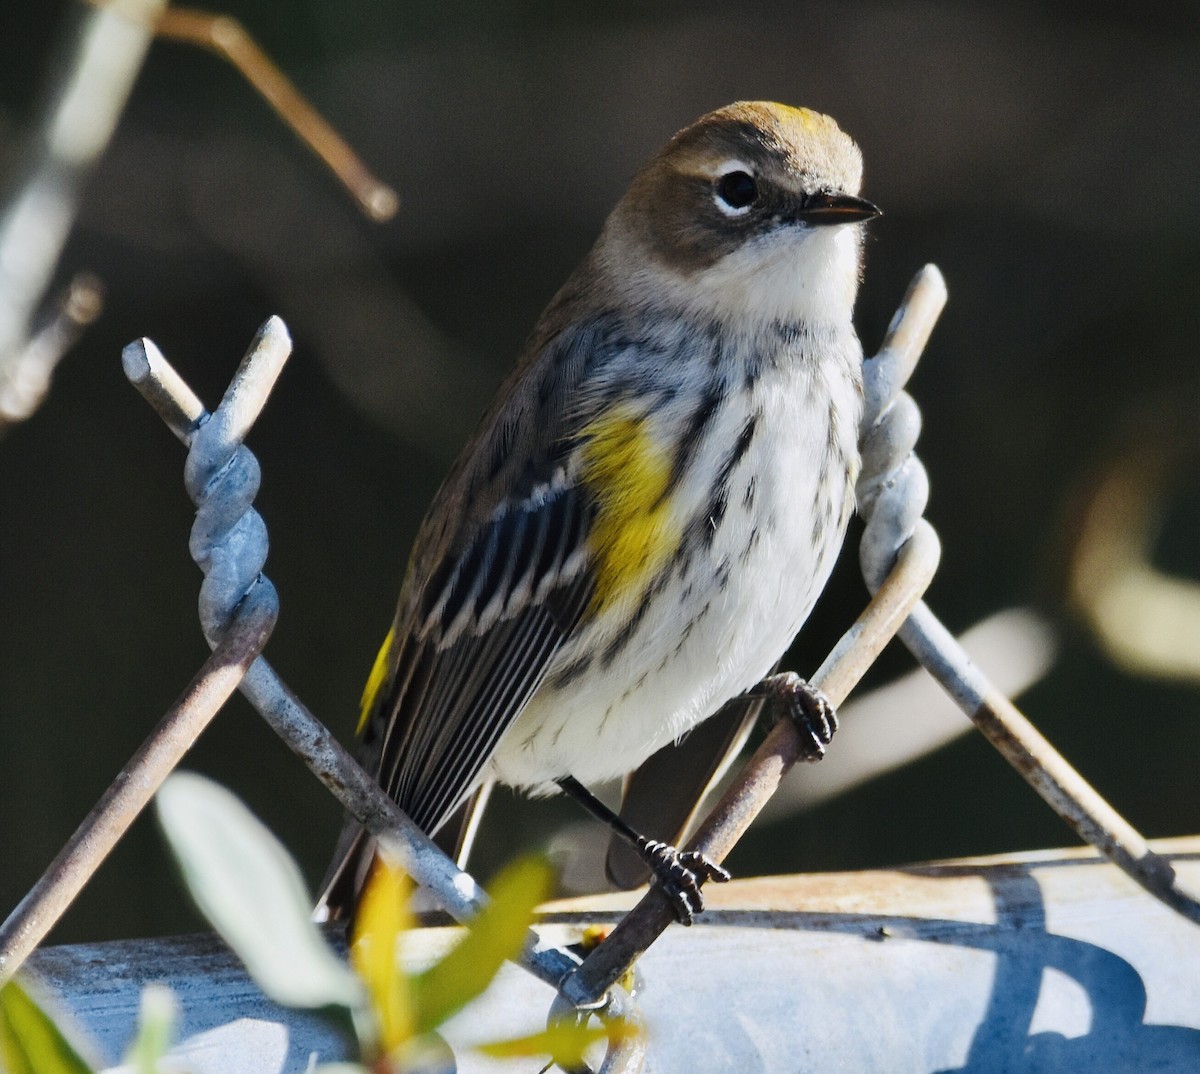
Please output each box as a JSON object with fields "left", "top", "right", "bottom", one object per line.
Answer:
{"left": 317, "top": 310, "right": 627, "bottom": 917}
{"left": 371, "top": 476, "right": 594, "bottom": 836}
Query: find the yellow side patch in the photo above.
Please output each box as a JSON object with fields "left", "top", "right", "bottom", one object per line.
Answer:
{"left": 580, "top": 407, "right": 682, "bottom": 615}
{"left": 357, "top": 625, "right": 396, "bottom": 735}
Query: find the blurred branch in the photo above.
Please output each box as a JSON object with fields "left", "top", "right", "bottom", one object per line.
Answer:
{"left": 0, "top": 0, "right": 397, "bottom": 433}
{"left": 146, "top": 4, "right": 398, "bottom": 222}
{"left": 0, "top": 0, "right": 163, "bottom": 431}
{"left": 0, "top": 274, "right": 103, "bottom": 430}
{"left": 1069, "top": 440, "right": 1200, "bottom": 683}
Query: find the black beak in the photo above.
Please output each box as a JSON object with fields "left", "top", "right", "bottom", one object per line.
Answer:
{"left": 796, "top": 191, "right": 881, "bottom": 226}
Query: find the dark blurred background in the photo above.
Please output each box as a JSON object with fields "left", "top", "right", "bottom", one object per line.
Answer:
{"left": 1, "top": 1, "right": 1197, "bottom": 945}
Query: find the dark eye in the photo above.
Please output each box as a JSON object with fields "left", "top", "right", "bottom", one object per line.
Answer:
{"left": 716, "top": 170, "right": 758, "bottom": 210}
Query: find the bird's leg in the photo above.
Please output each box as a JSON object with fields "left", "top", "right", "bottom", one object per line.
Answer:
{"left": 555, "top": 775, "right": 729, "bottom": 925}
{"left": 742, "top": 671, "right": 838, "bottom": 760}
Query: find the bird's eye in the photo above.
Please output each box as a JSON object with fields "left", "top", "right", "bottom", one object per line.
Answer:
{"left": 715, "top": 170, "right": 758, "bottom": 213}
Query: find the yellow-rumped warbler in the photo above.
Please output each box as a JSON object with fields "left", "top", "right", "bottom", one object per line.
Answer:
{"left": 319, "top": 101, "right": 878, "bottom": 922}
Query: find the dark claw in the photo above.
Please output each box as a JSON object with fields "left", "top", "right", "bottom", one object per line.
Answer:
{"left": 639, "top": 839, "right": 730, "bottom": 925}
{"left": 764, "top": 672, "right": 838, "bottom": 760}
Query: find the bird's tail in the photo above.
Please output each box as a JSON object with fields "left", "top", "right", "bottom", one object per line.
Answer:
{"left": 312, "top": 782, "right": 495, "bottom": 922}
{"left": 312, "top": 822, "right": 376, "bottom": 923}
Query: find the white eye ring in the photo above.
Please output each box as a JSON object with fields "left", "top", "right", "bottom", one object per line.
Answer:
{"left": 713, "top": 160, "right": 757, "bottom": 217}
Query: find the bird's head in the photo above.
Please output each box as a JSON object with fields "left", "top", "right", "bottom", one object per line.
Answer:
{"left": 597, "top": 102, "right": 879, "bottom": 326}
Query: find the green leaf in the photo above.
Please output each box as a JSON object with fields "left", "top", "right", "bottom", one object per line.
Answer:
{"left": 476, "top": 1021, "right": 620, "bottom": 1068}
{"left": 122, "top": 985, "right": 176, "bottom": 1074}
{"left": 0, "top": 977, "right": 94, "bottom": 1074}
{"left": 156, "top": 772, "right": 363, "bottom": 1011}
{"left": 412, "top": 856, "right": 553, "bottom": 1035}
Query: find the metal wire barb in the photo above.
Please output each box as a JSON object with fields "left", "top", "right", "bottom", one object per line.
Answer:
{"left": 0, "top": 320, "right": 288, "bottom": 981}
{"left": 857, "top": 267, "right": 941, "bottom": 594}
{"left": 4, "top": 268, "right": 1195, "bottom": 1073}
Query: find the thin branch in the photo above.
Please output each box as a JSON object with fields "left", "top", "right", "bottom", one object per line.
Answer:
{"left": 149, "top": 5, "right": 398, "bottom": 221}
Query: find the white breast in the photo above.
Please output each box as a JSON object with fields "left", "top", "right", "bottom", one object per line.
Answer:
{"left": 491, "top": 322, "right": 863, "bottom": 792}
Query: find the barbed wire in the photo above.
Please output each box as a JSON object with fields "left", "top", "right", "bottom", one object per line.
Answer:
{"left": 2, "top": 265, "right": 1196, "bottom": 1073}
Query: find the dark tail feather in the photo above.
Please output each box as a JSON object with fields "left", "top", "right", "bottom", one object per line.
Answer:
{"left": 314, "top": 782, "right": 496, "bottom": 922}
{"left": 314, "top": 825, "right": 376, "bottom": 923}
{"left": 444, "top": 781, "right": 494, "bottom": 868}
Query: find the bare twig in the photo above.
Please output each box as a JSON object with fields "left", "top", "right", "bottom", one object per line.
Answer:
{"left": 144, "top": 4, "right": 398, "bottom": 221}
{"left": 0, "top": 274, "right": 103, "bottom": 429}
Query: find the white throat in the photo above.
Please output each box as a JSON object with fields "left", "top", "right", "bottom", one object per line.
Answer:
{"left": 613, "top": 224, "right": 863, "bottom": 329}
{"left": 691, "top": 224, "right": 862, "bottom": 326}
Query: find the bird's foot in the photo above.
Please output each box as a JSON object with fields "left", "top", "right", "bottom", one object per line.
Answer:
{"left": 637, "top": 839, "right": 730, "bottom": 925}
{"left": 762, "top": 671, "right": 838, "bottom": 761}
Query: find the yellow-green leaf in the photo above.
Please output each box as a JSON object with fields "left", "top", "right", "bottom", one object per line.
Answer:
{"left": 476, "top": 1021, "right": 624, "bottom": 1068}
{"left": 123, "top": 984, "right": 177, "bottom": 1074}
{"left": 351, "top": 857, "right": 416, "bottom": 1056}
{"left": 0, "top": 978, "right": 95, "bottom": 1074}
{"left": 412, "top": 856, "right": 553, "bottom": 1035}
{"left": 156, "top": 773, "right": 362, "bottom": 1011}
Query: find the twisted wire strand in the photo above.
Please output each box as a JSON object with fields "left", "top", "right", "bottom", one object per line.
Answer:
{"left": 857, "top": 268, "right": 1200, "bottom": 926}
{"left": 125, "top": 318, "right": 290, "bottom": 646}
{"left": 857, "top": 267, "right": 942, "bottom": 593}
{"left": 0, "top": 321, "right": 287, "bottom": 981}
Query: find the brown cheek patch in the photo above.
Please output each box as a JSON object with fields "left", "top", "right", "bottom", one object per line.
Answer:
{"left": 642, "top": 172, "right": 751, "bottom": 276}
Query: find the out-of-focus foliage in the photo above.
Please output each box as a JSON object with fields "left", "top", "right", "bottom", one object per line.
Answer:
{"left": 157, "top": 772, "right": 616, "bottom": 1071}
{"left": 0, "top": 977, "right": 94, "bottom": 1074}
{"left": 157, "top": 772, "right": 364, "bottom": 1012}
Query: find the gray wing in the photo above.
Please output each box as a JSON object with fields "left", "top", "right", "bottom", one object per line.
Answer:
{"left": 315, "top": 476, "right": 594, "bottom": 919}
{"left": 316, "top": 305, "right": 653, "bottom": 915}
{"left": 372, "top": 474, "right": 595, "bottom": 834}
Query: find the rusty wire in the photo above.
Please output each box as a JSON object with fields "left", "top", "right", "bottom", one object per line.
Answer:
{"left": 0, "top": 319, "right": 289, "bottom": 982}
{"left": 0, "top": 588, "right": 275, "bottom": 983}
